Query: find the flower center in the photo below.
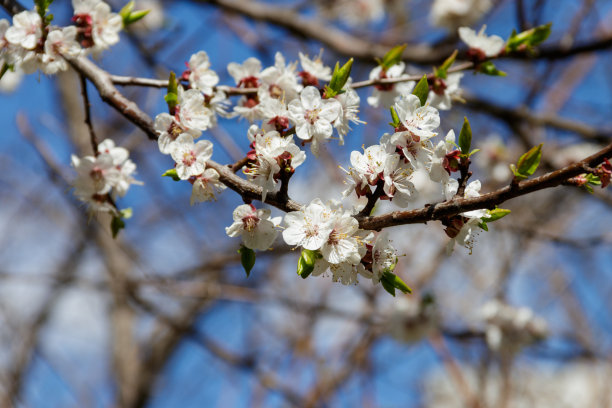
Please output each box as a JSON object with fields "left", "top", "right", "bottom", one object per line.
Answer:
{"left": 182, "top": 150, "right": 196, "bottom": 166}
{"left": 304, "top": 109, "right": 320, "bottom": 125}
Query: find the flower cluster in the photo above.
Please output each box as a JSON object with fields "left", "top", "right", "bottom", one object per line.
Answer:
{"left": 0, "top": 0, "right": 122, "bottom": 76}
{"left": 367, "top": 61, "right": 462, "bottom": 111}
{"left": 71, "top": 139, "right": 141, "bottom": 213}
{"left": 282, "top": 199, "right": 398, "bottom": 285}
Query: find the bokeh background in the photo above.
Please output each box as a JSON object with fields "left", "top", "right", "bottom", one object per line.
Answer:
{"left": 1, "top": 0, "right": 612, "bottom": 406}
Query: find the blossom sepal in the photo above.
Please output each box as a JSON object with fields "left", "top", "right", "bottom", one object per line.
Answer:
{"left": 111, "top": 207, "right": 133, "bottom": 238}
{"left": 239, "top": 246, "right": 256, "bottom": 277}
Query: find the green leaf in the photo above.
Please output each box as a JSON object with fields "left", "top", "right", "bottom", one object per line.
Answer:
{"left": 381, "top": 270, "right": 412, "bottom": 296}
{"left": 435, "top": 50, "right": 458, "bottom": 79}
{"left": 297, "top": 249, "right": 321, "bottom": 279}
{"left": 478, "top": 61, "right": 507, "bottom": 76}
{"left": 381, "top": 278, "right": 397, "bottom": 296}
{"left": 123, "top": 9, "right": 150, "bottom": 26}
{"left": 469, "top": 148, "right": 480, "bottom": 156}
{"left": 458, "top": 117, "right": 472, "bottom": 155}
{"left": 506, "top": 23, "right": 552, "bottom": 52}
{"left": 412, "top": 74, "right": 429, "bottom": 107}
{"left": 239, "top": 246, "right": 256, "bottom": 277}
{"left": 586, "top": 174, "right": 601, "bottom": 185}
{"left": 478, "top": 221, "right": 489, "bottom": 231}
{"left": 515, "top": 143, "right": 543, "bottom": 179}
{"left": 162, "top": 168, "right": 181, "bottom": 181}
{"left": 486, "top": 208, "right": 511, "bottom": 222}
{"left": 119, "top": 1, "right": 135, "bottom": 19}
{"left": 111, "top": 216, "right": 125, "bottom": 238}
{"left": 388, "top": 106, "right": 400, "bottom": 128}
{"left": 326, "top": 58, "right": 353, "bottom": 97}
{"left": 377, "top": 44, "right": 406, "bottom": 71}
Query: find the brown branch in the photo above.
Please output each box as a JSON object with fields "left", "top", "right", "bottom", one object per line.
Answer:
{"left": 78, "top": 73, "right": 99, "bottom": 155}
{"left": 357, "top": 142, "right": 612, "bottom": 230}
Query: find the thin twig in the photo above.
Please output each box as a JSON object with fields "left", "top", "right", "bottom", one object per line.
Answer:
{"left": 79, "top": 73, "right": 99, "bottom": 155}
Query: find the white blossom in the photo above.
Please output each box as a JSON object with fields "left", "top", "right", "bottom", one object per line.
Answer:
{"left": 170, "top": 134, "right": 213, "bottom": 180}
{"left": 190, "top": 169, "right": 225, "bottom": 204}
{"left": 430, "top": 0, "right": 492, "bottom": 30}
{"left": 177, "top": 87, "right": 213, "bottom": 131}
{"left": 333, "top": 87, "right": 364, "bottom": 141}
{"left": 367, "top": 62, "right": 415, "bottom": 109}
{"left": 42, "top": 26, "right": 81, "bottom": 75}
{"left": 427, "top": 72, "right": 463, "bottom": 111}
{"left": 298, "top": 51, "right": 332, "bottom": 83}
{"left": 226, "top": 204, "right": 280, "bottom": 251}
{"left": 282, "top": 198, "right": 334, "bottom": 251}
{"left": 260, "top": 52, "right": 301, "bottom": 102}
{"left": 5, "top": 11, "right": 42, "bottom": 50}
{"left": 287, "top": 86, "right": 341, "bottom": 156}
{"left": 459, "top": 25, "right": 505, "bottom": 57}
{"left": 186, "top": 51, "right": 219, "bottom": 95}
{"left": 72, "top": 0, "right": 123, "bottom": 54}
{"left": 154, "top": 113, "right": 201, "bottom": 155}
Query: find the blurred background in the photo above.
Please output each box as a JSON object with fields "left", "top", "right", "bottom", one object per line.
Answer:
{"left": 1, "top": 0, "right": 612, "bottom": 406}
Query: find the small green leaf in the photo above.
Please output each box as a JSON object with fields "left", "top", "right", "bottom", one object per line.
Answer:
{"left": 124, "top": 9, "right": 150, "bottom": 26}
{"left": 469, "top": 148, "right": 480, "bottom": 156}
{"left": 435, "top": 50, "right": 458, "bottom": 79}
{"left": 458, "top": 117, "right": 472, "bottom": 155}
{"left": 326, "top": 58, "right": 353, "bottom": 96}
{"left": 486, "top": 208, "right": 511, "bottom": 222}
{"left": 381, "top": 270, "right": 412, "bottom": 296}
{"left": 239, "top": 246, "right": 256, "bottom": 277}
{"left": 381, "top": 278, "right": 397, "bottom": 296}
{"left": 478, "top": 221, "right": 489, "bottom": 231}
{"left": 378, "top": 44, "right": 406, "bottom": 71}
{"left": 506, "top": 23, "right": 552, "bottom": 52}
{"left": 111, "top": 216, "right": 125, "bottom": 238}
{"left": 478, "top": 61, "right": 507, "bottom": 76}
{"left": 516, "top": 143, "right": 543, "bottom": 178}
{"left": 119, "top": 1, "right": 135, "bottom": 19}
{"left": 388, "top": 106, "right": 400, "bottom": 128}
{"left": 586, "top": 174, "right": 601, "bottom": 185}
{"left": 412, "top": 74, "right": 429, "bottom": 107}
{"left": 162, "top": 168, "right": 181, "bottom": 181}
{"left": 297, "top": 249, "right": 321, "bottom": 279}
